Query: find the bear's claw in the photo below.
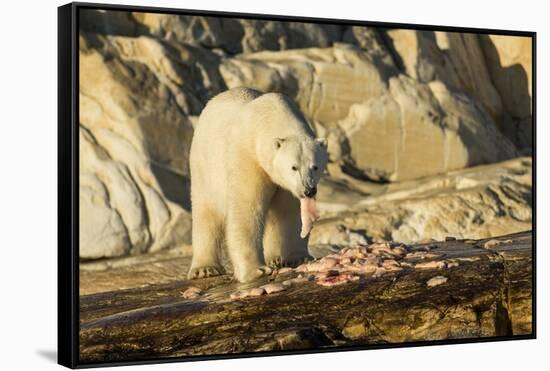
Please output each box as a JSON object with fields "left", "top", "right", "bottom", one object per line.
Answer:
{"left": 267, "top": 255, "right": 313, "bottom": 269}
{"left": 267, "top": 257, "right": 283, "bottom": 269}
{"left": 187, "top": 266, "right": 224, "bottom": 280}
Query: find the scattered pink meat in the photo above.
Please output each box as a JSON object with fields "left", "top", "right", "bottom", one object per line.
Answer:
{"left": 260, "top": 283, "right": 286, "bottom": 294}
{"left": 230, "top": 290, "right": 250, "bottom": 300}
{"left": 349, "top": 263, "right": 377, "bottom": 274}
{"left": 228, "top": 237, "right": 463, "bottom": 298}
{"left": 313, "top": 270, "right": 339, "bottom": 280}
{"left": 427, "top": 275, "right": 448, "bottom": 287}
{"left": 446, "top": 260, "right": 459, "bottom": 268}
{"left": 342, "top": 247, "right": 368, "bottom": 258}
{"left": 276, "top": 267, "right": 293, "bottom": 275}
{"left": 248, "top": 287, "right": 266, "bottom": 296}
{"left": 316, "top": 273, "right": 358, "bottom": 287}
{"left": 390, "top": 245, "right": 409, "bottom": 257}
{"left": 181, "top": 286, "right": 202, "bottom": 299}
{"left": 300, "top": 197, "right": 318, "bottom": 239}
{"left": 319, "top": 257, "right": 339, "bottom": 269}
{"left": 382, "top": 259, "right": 403, "bottom": 272}
{"left": 405, "top": 251, "right": 442, "bottom": 260}
{"left": 414, "top": 260, "right": 446, "bottom": 270}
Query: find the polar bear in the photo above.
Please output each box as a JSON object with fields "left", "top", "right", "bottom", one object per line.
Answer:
{"left": 187, "top": 87, "right": 328, "bottom": 283}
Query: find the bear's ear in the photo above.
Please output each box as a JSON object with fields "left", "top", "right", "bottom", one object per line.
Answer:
{"left": 316, "top": 138, "right": 328, "bottom": 148}
{"left": 274, "top": 137, "right": 285, "bottom": 149}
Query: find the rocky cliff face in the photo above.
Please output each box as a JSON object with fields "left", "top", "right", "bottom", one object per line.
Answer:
{"left": 78, "top": 9, "right": 533, "bottom": 259}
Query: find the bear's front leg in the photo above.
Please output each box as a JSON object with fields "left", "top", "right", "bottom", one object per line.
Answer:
{"left": 226, "top": 174, "right": 275, "bottom": 283}
{"left": 263, "top": 188, "right": 312, "bottom": 268}
{"left": 188, "top": 205, "right": 225, "bottom": 279}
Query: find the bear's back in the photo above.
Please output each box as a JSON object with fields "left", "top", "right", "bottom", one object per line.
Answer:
{"left": 206, "top": 87, "right": 262, "bottom": 110}
{"left": 193, "top": 87, "right": 262, "bottom": 135}
{"left": 190, "top": 88, "right": 267, "bottom": 214}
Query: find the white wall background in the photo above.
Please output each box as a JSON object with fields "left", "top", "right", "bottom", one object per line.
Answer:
{"left": 0, "top": 0, "right": 545, "bottom": 369}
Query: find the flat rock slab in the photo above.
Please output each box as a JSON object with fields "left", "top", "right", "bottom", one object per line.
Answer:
{"left": 79, "top": 232, "right": 533, "bottom": 364}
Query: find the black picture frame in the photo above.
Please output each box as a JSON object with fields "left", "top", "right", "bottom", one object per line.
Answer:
{"left": 58, "top": 2, "right": 537, "bottom": 369}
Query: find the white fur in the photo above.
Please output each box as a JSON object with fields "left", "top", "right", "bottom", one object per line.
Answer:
{"left": 188, "top": 87, "right": 328, "bottom": 282}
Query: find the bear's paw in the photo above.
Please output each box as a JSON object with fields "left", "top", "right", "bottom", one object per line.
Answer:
{"left": 267, "top": 255, "right": 313, "bottom": 269}
{"left": 187, "top": 266, "right": 224, "bottom": 280}
{"left": 236, "top": 265, "right": 273, "bottom": 283}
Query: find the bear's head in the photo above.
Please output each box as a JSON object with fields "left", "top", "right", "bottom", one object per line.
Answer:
{"left": 271, "top": 135, "right": 329, "bottom": 200}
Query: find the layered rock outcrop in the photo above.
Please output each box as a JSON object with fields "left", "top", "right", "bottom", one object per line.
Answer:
{"left": 78, "top": 9, "right": 532, "bottom": 259}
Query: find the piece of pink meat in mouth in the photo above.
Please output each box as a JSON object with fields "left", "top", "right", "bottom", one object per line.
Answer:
{"left": 299, "top": 197, "right": 318, "bottom": 239}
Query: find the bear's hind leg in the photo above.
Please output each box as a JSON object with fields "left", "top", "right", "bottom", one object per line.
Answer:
{"left": 263, "top": 189, "right": 312, "bottom": 268}
{"left": 188, "top": 206, "right": 225, "bottom": 279}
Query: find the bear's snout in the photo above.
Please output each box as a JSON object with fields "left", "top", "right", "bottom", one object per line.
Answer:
{"left": 304, "top": 186, "right": 317, "bottom": 198}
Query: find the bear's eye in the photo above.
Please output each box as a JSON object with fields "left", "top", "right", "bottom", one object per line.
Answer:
{"left": 312, "top": 165, "right": 318, "bottom": 171}
{"left": 291, "top": 166, "right": 298, "bottom": 171}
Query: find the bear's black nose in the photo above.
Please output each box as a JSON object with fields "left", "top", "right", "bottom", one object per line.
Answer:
{"left": 304, "top": 186, "right": 317, "bottom": 198}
